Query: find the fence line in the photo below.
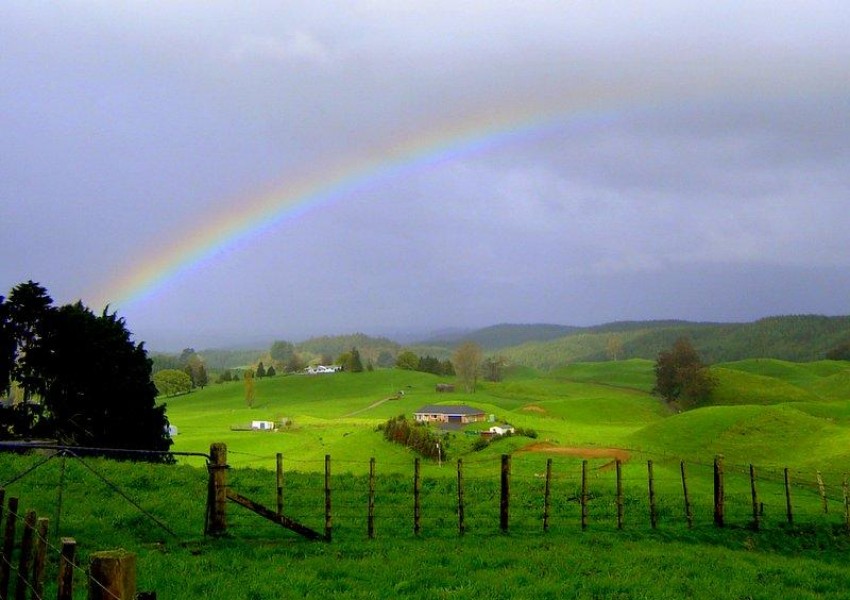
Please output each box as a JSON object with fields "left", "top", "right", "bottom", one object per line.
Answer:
{"left": 204, "top": 444, "right": 850, "bottom": 542}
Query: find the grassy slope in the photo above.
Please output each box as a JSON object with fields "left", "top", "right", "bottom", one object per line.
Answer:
{"left": 4, "top": 359, "right": 850, "bottom": 598}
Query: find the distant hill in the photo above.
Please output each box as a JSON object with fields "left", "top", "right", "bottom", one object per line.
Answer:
{"left": 418, "top": 323, "right": 580, "bottom": 350}
{"left": 448, "top": 315, "right": 850, "bottom": 370}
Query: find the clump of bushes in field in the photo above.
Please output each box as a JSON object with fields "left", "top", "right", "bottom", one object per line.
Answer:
{"left": 379, "top": 415, "right": 447, "bottom": 461}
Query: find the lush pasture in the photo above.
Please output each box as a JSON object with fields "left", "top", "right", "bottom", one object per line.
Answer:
{"left": 3, "top": 358, "right": 850, "bottom": 598}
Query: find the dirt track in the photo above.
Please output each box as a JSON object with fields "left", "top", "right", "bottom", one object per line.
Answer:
{"left": 517, "top": 442, "right": 630, "bottom": 463}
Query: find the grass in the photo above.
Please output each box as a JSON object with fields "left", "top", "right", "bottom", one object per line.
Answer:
{"left": 3, "top": 358, "right": 850, "bottom": 598}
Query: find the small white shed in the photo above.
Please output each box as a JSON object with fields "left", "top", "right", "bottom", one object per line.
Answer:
{"left": 251, "top": 420, "right": 275, "bottom": 431}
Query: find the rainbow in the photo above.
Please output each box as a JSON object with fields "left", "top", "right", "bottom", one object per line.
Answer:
{"left": 91, "top": 81, "right": 718, "bottom": 310}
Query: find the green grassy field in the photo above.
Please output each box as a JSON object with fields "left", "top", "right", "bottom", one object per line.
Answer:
{"left": 2, "top": 358, "right": 850, "bottom": 598}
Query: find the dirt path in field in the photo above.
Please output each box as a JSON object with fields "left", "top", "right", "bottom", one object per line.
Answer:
{"left": 517, "top": 442, "right": 631, "bottom": 469}
{"left": 343, "top": 396, "right": 399, "bottom": 417}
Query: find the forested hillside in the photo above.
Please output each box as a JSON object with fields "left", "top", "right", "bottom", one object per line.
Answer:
{"left": 496, "top": 315, "right": 850, "bottom": 371}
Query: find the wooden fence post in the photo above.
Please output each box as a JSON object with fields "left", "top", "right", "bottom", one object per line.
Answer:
{"left": 843, "top": 477, "right": 850, "bottom": 534}
{"left": 367, "top": 458, "right": 376, "bottom": 540}
{"left": 457, "top": 459, "right": 465, "bottom": 536}
{"left": 205, "top": 443, "right": 228, "bottom": 536}
{"left": 543, "top": 459, "right": 552, "bottom": 532}
{"left": 0, "top": 496, "right": 19, "bottom": 599}
{"left": 276, "top": 453, "right": 284, "bottom": 516}
{"left": 57, "top": 538, "right": 77, "bottom": 600}
{"left": 713, "top": 455, "right": 725, "bottom": 528}
{"left": 413, "top": 458, "right": 421, "bottom": 536}
{"left": 14, "top": 510, "right": 36, "bottom": 600}
{"left": 817, "top": 471, "right": 828, "bottom": 514}
{"left": 500, "top": 455, "right": 511, "bottom": 533}
{"left": 616, "top": 459, "right": 624, "bottom": 530}
{"left": 324, "top": 455, "right": 332, "bottom": 542}
{"left": 749, "top": 464, "right": 760, "bottom": 531}
{"left": 680, "top": 461, "right": 693, "bottom": 529}
{"left": 647, "top": 460, "right": 657, "bottom": 529}
{"left": 32, "top": 518, "right": 49, "bottom": 600}
{"left": 580, "top": 460, "right": 588, "bottom": 530}
{"left": 784, "top": 468, "right": 793, "bottom": 525}
{"left": 88, "top": 550, "right": 136, "bottom": 600}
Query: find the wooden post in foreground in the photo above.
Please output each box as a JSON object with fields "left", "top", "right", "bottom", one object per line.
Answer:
{"left": 457, "top": 459, "right": 465, "bottom": 536}
{"left": 580, "top": 460, "right": 588, "bottom": 530}
{"left": 647, "top": 460, "right": 657, "bottom": 529}
{"left": 843, "top": 477, "right": 850, "bottom": 534}
{"left": 368, "top": 457, "right": 376, "bottom": 540}
{"left": 616, "top": 459, "right": 624, "bottom": 530}
{"left": 57, "top": 538, "right": 77, "bottom": 600}
{"left": 413, "top": 459, "right": 421, "bottom": 536}
{"left": 817, "top": 471, "right": 828, "bottom": 514}
{"left": 32, "top": 518, "right": 49, "bottom": 600}
{"left": 543, "top": 459, "right": 553, "bottom": 532}
{"left": 713, "top": 455, "right": 725, "bottom": 528}
{"left": 500, "top": 455, "right": 511, "bottom": 532}
{"left": 15, "top": 509, "right": 36, "bottom": 600}
{"left": 0, "top": 496, "right": 19, "bottom": 599}
{"left": 680, "top": 461, "right": 693, "bottom": 529}
{"left": 276, "top": 453, "right": 284, "bottom": 516}
{"left": 206, "top": 443, "right": 228, "bottom": 536}
{"left": 784, "top": 468, "right": 794, "bottom": 525}
{"left": 324, "top": 455, "right": 332, "bottom": 542}
{"left": 89, "top": 550, "right": 136, "bottom": 600}
{"left": 749, "top": 464, "right": 760, "bottom": 531}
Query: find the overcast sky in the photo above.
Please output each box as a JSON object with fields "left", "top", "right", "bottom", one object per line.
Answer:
{"left": 2, "top": 2, "right": 849, "bottom": 350}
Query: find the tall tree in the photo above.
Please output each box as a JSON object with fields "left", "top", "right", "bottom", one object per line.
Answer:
{"left": 347, "top": 347, "right": 364, "bottom": 372}
{"left": 244, "top": 368, "right": 255, "bottom": 408}
{"left": 0, "top": 282, "right": 172, "bottom": 459}
{"left": 607, "top": 334, "right": 624, "bottom": 361}
{"left": 453, "top": 341, "right": 482, "bottom": 393}
{"left": 270, "top": 340, "right": 295, "bottom": 362}
{"left": 256, "top": 361, "right": 267, "bottom": 378}
{"left": 483, "top": 355, "right": 507, "bottom": 382}
{"left": 653, "top": 337, "right": 716, "bottom": 409}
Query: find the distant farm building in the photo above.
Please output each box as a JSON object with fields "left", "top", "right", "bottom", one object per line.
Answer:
{"left": 305, "top": 365, "right": 341, "bottom": 375}
{"left": 251, "top": 420, "right": 275, "bottom": 431}
{"left": 487, "top": 424, "right": 515, "bottom": 436}
{"left": 413, "top": 405, "right": 486, "bottom": 425}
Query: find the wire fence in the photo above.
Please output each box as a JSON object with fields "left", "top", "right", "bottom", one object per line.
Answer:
{"left": 217, "top": 449, "right": 850, "bottom": 541}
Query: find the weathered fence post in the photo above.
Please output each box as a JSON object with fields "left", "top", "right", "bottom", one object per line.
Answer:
{"left": 616, "top": 459, "right": 624, "bottom": 530}
{"left": 713, "top": 455, "right": 725, "bottom": 528}
{"left": 413, "top": 458, "right": 421, "bottom": 536}
{"left": 88, "top": 550, "right": 136, "bottom": 600}
{"left": 784, "top": 467, "right": 793, "bottom": 525}
{"left": 680, "top": 461, "right": 693, "bottom": 529}
{"left": 276, "top": 453, "right": 284, "bottom": 516}
{"left": 457, "top": 459, "right": 465, "bottom": 536}
{"left": 844, "top": 477, "right": 850, "bottom": 534}
{"left": 647, "top": 460, "right": 657, "bottom": 529}
{"left": 324, "top": 455, "right": 332, "bottom": 542}
{"left": 14, "top": 510, "right": 36, "bottom": 600}
{"left": 367, "top": 457, "right": 376, "bottom": 540}
{"left": 500, "top": 455, "right": 511, "bottom": 533}
{"left": 580, "top": 460, "right": 588, "bottom": 530}
{"left": 33, "top": 517, "right": 49, "bottom": 600}
{"left": 0, "top": 496, "right": 19, "bottom": 599}
{"left": 205, "top": 443, "right": 228, "bottom": 536}
{"left": 750, "top": 464, "right": 760, "bottom": 531}
{"left": 543, "top": 459, "right": 552, "bottom": 532}
{"left": 817, "top": 471, "right": 828, "bottom": 514}
{"left": 57, "top": 538, "right": 77, "bottom": 600}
